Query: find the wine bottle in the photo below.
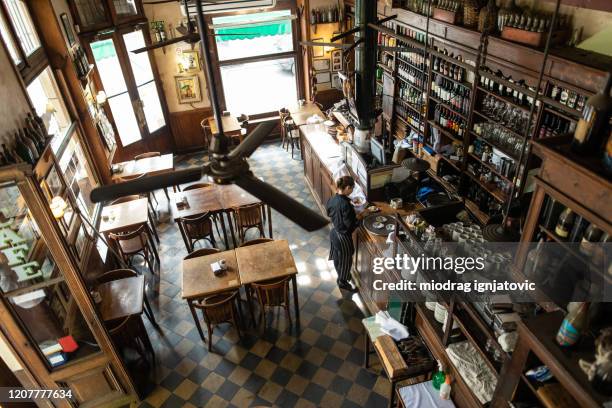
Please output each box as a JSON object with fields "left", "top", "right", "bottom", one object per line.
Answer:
{"left": 555, "top": 207, "right": 575, "bottom": 238}
{"left": 556, "top": 302, "right": 589, "bottom": 347}
{"left": 14, "top": 136, "right": 35, "bottom": 165}
{"left": 2, "top": 144, "right": 16, "bottom": 164}
{"left": 572, "top": 72, "right": 612, "bottom": 154}
{"left": 580, "top": 224, "right": 603, "bottom": 256}
{"left": 18, "top": 130, "right": 39, "bottom": 161}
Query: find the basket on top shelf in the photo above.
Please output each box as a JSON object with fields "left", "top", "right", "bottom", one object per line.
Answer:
{"left": 478, "top": 0, "right": 498, "bottom": 33}
{"left": 463, "top": 0, "right": 482, "bottom": 28}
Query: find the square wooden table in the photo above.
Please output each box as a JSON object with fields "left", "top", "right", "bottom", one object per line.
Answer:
{"left": 172, "top": 184, "right": 273, "bottom": 248}
{"left": 181, "top": 249, "right": 241, "bottom": 342}
{"left": 112, "top": 153, "right": 174, "bottom": 180}
{"left": 208, "top": 115, "right": 243, "bottom": 140}
{"left": 289, "top": 102, "right": 325, "bottom": 127}
{"left": 97, "top": 275, "right": 144, "bottom": 322}
{"left": 99, "top": 198, "right": 149, "bottom": 234}
{"left": 235, "top": 240, "right": 300, "bottom": 325}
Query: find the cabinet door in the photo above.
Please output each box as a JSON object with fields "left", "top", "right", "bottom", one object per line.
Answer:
{"left": 303, "top": 140, "right": 313, "bottom": 187}
{"left": 321, "top": 169, "right": 333, "bottom": 206}
{"left": 313, "top": 157, "right": 322, "bottom": 202}
{"left": 109, "top": 0, "right": 145, "bottom": 25}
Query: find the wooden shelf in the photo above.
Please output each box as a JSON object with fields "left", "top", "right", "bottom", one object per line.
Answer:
{"left": 428, "top": 120, "right": 462, "bottom": 144}
{"left": 377, "top": 61, "right": 394, "bottom": 74}
{"left": 397, "top": 75, "right": 425, "bottom": 93}
{"left": 464, "top": 198, "right": 491, "bottom": 225}
{"left": 465, "top": 170, "right": 509, "bottom": 203}
{"left": 473, "top": 110, "right": 526, "bottom": 140}
{"left": 542, "top": 106, "right": 577, "bottom": 123}
{"left": 395, "top": 97, "right": 424, "bottom": 116}
{"left": 429, "top": 95, "right": 469, "bottom": 120}
{"left": 520, "top": 312, "right": 608, "bottom": 407}
{"left": 478, "top": 69, "right": 538, "bottom": 98}
{"left": 396, "top": 115, "right": 424, "bottom": 135}
{"left": 469, "top": 131, "right": 520, "bottom": 161}
{"left": 476, "top": 86, "right": 531, "bottom": 113}
{"left": 468, "top": 153, "right": 515, "bottom": 184}
{"left": 396, "top": 56, "right": 427, "bottom": 75}
{"left": 539, "top": 96, "right": 582, "bottom": 119}
{"left": 431, "top": 70, "right": 472, "bottom": 89}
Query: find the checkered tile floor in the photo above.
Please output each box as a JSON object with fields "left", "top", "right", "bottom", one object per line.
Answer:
{"left": 133, "top": 143, "right": 389, "bottom": 407}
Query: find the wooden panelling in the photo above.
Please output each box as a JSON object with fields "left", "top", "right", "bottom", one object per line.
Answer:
{"left": 168, "top": 107, "right": 213, "bottom": 153}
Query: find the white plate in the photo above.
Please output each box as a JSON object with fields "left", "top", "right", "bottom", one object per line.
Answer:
{"left": 373, "top": 222, "right": 384, "bottom": 229}
{"left": 375, "top": 216, "right": 387, "bottom": 222}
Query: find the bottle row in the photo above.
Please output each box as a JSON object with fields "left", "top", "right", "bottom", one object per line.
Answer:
{"left": 397, "top": 83, "right": 425, "bottom": 107}
{"left": 479, "top": 67, "right": 540, "bottom": 109}
{"left": 150, "top": 21, "right": 167, "bottom": 43}
{"left": 433, "top": 105, "right": 466, "bottom": 138}
{"left": 398, "top": 62, "right": 427, "bottom": 90}
{"left": 431, "top": 74, "right": 471, "bottom": 116}
{"left": 72, "top": 45, "right": 90, "bottom": 79}
{"left": 432, "top": 51, "right": 467, "bottom": 84}
{"left": 466, "top": 162, "right": 513, "bottom": 197}
{"left": 1, "top": 112, "right": 49, "bottom": 167}
{"left": 310, "top": 6, "right": 340, "bottom": 24}
{"left": 548, "top": 84, "right": 586, "bottom": 112}
{"left": 396, "top": 105, "right": 424, "bottom": 132}
{"left": 463, "top": 182, "right": 503, "bottom": 217}
{"left": 537, "top": 111, "right": 575, "bottom": 139}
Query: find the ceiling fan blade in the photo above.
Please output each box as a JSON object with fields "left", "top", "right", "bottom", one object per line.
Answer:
{"left": 131, "top": 34, "right": 198, "bottom": 54}
{"left": 300, "top": 41, "right": 352, "bottom": 49}
{"left": 90, "top": 168, "right": 203, "bottom": 203}
{"left": 228, "top": 121, "right": 276, "bottom": 160}
{"left": 234, "top": 173, "right": 329, "bottom": 231}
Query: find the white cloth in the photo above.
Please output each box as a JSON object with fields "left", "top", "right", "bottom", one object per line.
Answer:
{"left": 446, "top": 341, "right": 497, "bottom": 404}
{"left": 398, "top": 381, "right": 455, "bottom": 408}
{"left": 374, "top": 311, "right": 409, "bottom": 340}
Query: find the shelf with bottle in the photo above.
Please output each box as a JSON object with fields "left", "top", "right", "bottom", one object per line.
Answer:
{"left": 396, "top": 48, "right": 428, "bottom": 74}
{"left": 0, "top": 112, "right": 51, "bottom": 168}
{"left": 430, "top": 47, "right": 475, "bottom": 80}
{"left": 469, "top": 130, "right": 521, "bottom": 162}
{"left": 534, "top": 110, "right": 575, "bottom": 140}
{"left": 538, "top": 80, "right": 589, "bottom": 120}
{"left": 427, "top": 120, "right": 462, "bottom": 144}
{"left": 472, "top": 110, "right": 528, "bottom": 141}
{"left": 469, "top": 138, "right": 516, "bottom": 182}
{"left": 377, "top": 61, "right": 394, "bottom": 75}
{"left": 396, "top": 97, "right": 424, "bottom": 117}
{"left": 397, "top": 61, "right": 427, "bottom": 89}
{"left": 464, "top": 197, "right": 491, "bottom": 226}
{"left": 478, "top": 68, "right": 539, "bottom": 101}
{"left": 464, "top": 165, "right": 510, "bottom": 203}
{"left": 310, "top": 5, "right": 340, "bottom": 25}
{"left": 395, "top": 112, "right": 424, "bottom": 135}
{"left": 463, "top": 179, "right": 505, "bottom": 218}
{"left": 429, "top": 94, "right": 469, "bottom": 121}
{"left": 431, "top": 104, "right": 468, "bottom": 139}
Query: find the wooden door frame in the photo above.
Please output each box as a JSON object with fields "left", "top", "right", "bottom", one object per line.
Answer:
{"left": 203, "top": 0, "right": 305, "bottom": 119}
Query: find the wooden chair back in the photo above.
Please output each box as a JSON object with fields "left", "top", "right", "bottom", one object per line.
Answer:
{"left": 96, "top": 269, "right": 137, "bottom": 284}
{"left": 240, "top": 238, "right": 274, "bottom": 247}
{"left": 193, "top": 291, "right": 238, "bottom": 326}
{"left": 235, "top": 203, "right": 263, "bottom": 229}
{"left": 252, "top": 276, "right": 290, "bottom": 308}
{"left": 134, "top": 152, "right": 160, "bottom": 160}
{"left": 109, "top": 225, "right": 149, "bottom": 256}
{"left": 180, "top": 212, "right": 213, "bottom": 240}
{"left": 183, "top": 247, "right": 221, "bottom": 260}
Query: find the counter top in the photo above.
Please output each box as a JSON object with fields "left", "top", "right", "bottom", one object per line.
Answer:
{"left": 299, "top": 124, "right": 342, "bottom": 172}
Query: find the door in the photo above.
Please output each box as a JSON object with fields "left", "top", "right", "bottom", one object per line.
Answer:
{"left": 87, "top": 26, "right": 168, "bottom": 158}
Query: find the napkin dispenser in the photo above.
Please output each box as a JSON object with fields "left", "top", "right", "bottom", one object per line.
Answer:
{"left": 211, "top": 260, "right": 227, "bottom": 277}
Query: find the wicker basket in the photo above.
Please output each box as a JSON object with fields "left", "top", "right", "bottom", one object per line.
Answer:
{"left": 478, "top": 0, "right": 498, "bottom": 33}
{"left": 463, "top": 0, "right": 481, "bottom": 28}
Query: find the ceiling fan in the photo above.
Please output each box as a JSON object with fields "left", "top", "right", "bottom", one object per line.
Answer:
{"left": 133, "top": 0, "right": 256, "bottom": 54}
{"left": 92, "top": 2, "right": 329, "bottom": 231}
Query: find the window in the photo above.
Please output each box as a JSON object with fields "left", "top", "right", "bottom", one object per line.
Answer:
{"left": 89, "top": 27, "right": 166, "bottom": 146}
{"left": 0, "top": 11, "right": 20, "bottom": 64}
{"left": 212, "top": 9, "right": 298, "bottom": 115}
{"left": 26, "top": 67, "right": 72, "bottom": 150}
{"left": 1, "top": 0, "right": 40, "bottom": 57}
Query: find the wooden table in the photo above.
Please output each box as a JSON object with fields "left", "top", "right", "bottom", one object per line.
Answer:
{"left": 97, "top": 275, "right": 144, "bottom": 322}
{"left": 112, "top": 153, "right": 174, "bottom": 180}
{"left": 172, "top": 184, "right": 273, "bottom": 248}
{"left": 208, "top": 115, "right": 243, "bottom": 141}
{"left": 181, "top": 249, "right": 241, "bottom": 342}
{"left": 289, "top": 102, "right": 325, "bottom": 127}
{"left": 235, "top": 239, "right": 300, "bottom": 325}
{"left": 99, "top": 198, "right": 149, "bottom": 234}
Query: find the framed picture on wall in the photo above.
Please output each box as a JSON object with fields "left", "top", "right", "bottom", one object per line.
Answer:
{"left": 312, "top": 38, "right": 324, "bottom": 58}
{"left": 315, "top": 71, "right": 331, "bottom": 84}
{"left": 313, "top": 59, "right": 330, "bottom": 72}
{"left": 60, "top": 13, "right": 76, "bottom": 47}
{"left": 332, "top": 73, "right": 342, "bottom": 89}
{"left": 175, "top": 75, "right": 202, "bottom": 104}
{"left": 178, "top": 50, "right": 200, "bottom": 73}
{"left": 331, "top": 49, "right": 343, "bottom": 71}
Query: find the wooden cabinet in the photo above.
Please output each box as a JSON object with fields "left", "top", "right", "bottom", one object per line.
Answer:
{"left": 69, "top": 0, "right": 145, "bottom": 33}
{"left": 301, "top": 130, "right": 336, "bottom": 213}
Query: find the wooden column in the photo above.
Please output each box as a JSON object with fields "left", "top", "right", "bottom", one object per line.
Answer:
{"left": 27, "top": 0, "right": 112, "bottom": 185}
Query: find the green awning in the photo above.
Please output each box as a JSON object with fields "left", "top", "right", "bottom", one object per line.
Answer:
{"left": 213, "top": 10, "right": 292, "bottom": 42}
{"left": 91, "top": 39, "right": 116, "bottom": 60}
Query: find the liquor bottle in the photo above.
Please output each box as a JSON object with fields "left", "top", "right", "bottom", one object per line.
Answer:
{"left": 18, "top": 130, "right": 39, "bottom": 161}
{"left": 572, "top": 73, "right": 612, "bottom": 154}
{"left": 580, "top": 224, "right": 603, "bottom": 256}
{"left": 2, "top": 144, "right": 16, "bottom": 164}
{"left": 24, "top": 126, "right": 43, "bottom": 154}
{"left": 30, "top": 112, "right": 48, "bottom": 140}
{"left": 556, "top": 302, "right": 589, "bottom": 347}
{"left": 555, "top": 207, "right": 575, "bottom": 238}
{"left": 14, "top": 135, "right": 35, "bottom": 165}
{"left": 25, "top": 116, "right": 45, "bottom": 150}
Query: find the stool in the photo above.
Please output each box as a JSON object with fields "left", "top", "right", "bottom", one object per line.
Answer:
{"left": 363, "top": 316, "right": 436, "bottom": 408}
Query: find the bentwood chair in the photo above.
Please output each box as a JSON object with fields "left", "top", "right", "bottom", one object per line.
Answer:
{"left": 234, "top": 203, "right": 265, "bottom": 244}
{"left": 116, "top": 173, "right": 158, "bottom": 217}
{"left": 109, "top": 225, "right": 158, "bottom": 276}
{"left": 200, "top": 117, "right": 214, "bottom": 158}
{"left": 251, "top": 276, "right": 292, "bottom": 331}
{"left": 134, "top": 152, "right": 174, "bottom": 200}
{"left": 193, "top": 290, "right": 242, "bottom": 351}
{"left": 96, "top": 268, "right": 156, "bottom": 326}
{"left": 181, "top": 183, "right": 222, "bottom": 235}
{"left": 107, "top": 314, "right": 154, "bottom": 361}
{"left": 178, "top": 212, "right": 217, "bottom": 253}
{"left": 239, "top": 238, "right": 273, "bottom": 247}
{"left": 110, "top": 195, "right": 160, "bottom": 245}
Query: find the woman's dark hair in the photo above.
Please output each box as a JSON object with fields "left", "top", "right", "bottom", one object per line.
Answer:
{"left": 336, "top": 175, "right": 355, "bottom": 189}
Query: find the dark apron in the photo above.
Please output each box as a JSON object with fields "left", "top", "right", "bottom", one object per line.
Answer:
{"left": 329, "top": 228, "right": 354, "bottom": 282}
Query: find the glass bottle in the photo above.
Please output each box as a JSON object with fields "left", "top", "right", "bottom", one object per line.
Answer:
{"left": 580, "top": 224, "right": 603, "bottom": 256}
{"left": 555, "top": 207, "right": 575, "bottom": 238}
{"left": 556, "top": 302, "right": 589, "bottom": 347}
{"left": 572, "top": 73, "right": 612, "bottom": 154}
{"left": 432, "top": 361, "right": 446, "bottom": 390}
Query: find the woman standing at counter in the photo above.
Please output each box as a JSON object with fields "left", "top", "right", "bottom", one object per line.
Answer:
{"left": 326, "top": 176, "right": 369, "bottom": 292}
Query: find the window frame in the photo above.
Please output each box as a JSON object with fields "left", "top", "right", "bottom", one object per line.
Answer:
{"left": 205, "top": 0, "right": 304, "bottom": 119}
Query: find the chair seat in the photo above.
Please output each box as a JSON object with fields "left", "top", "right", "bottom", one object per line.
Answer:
{"left": 117, "top": 236, "right": 145, "bottom": 254}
